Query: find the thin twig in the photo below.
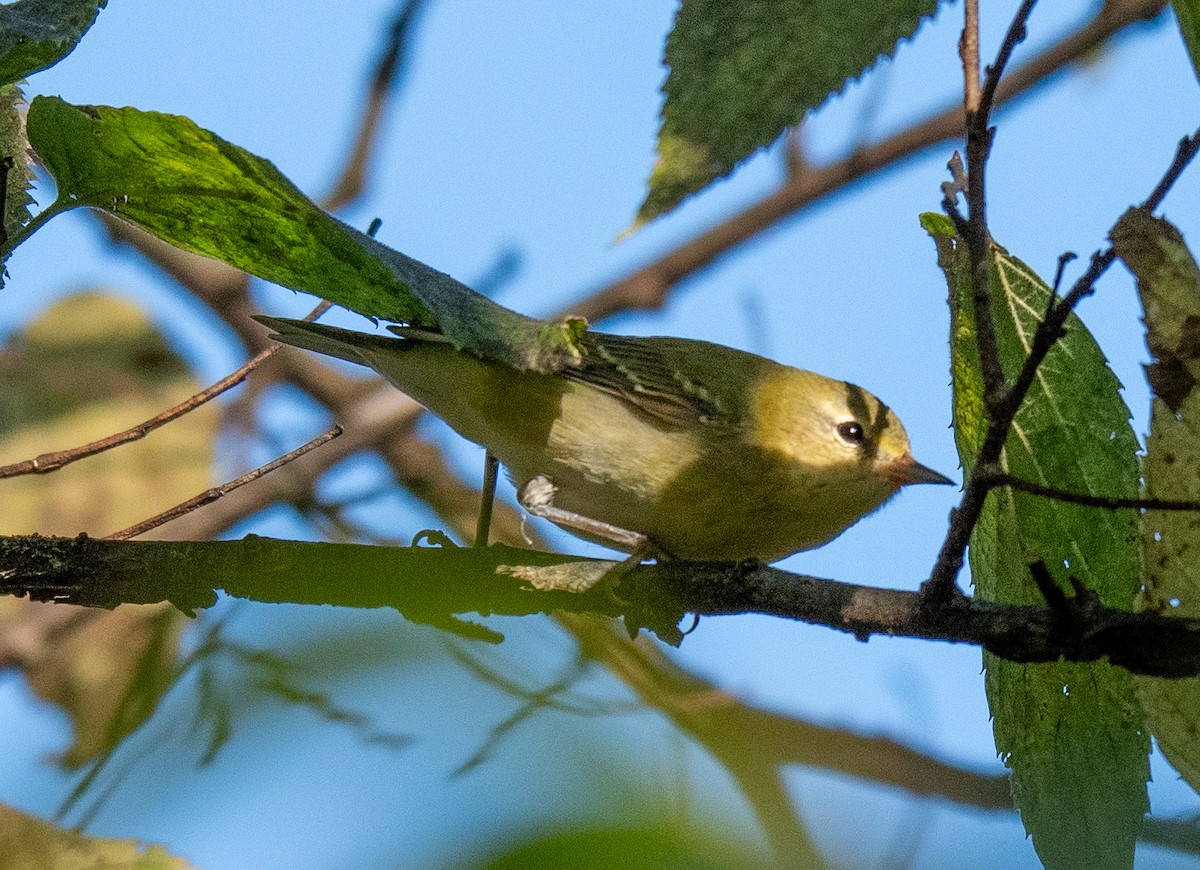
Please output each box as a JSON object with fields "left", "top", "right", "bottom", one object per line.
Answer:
{"left": 0, "top": 351, "right": 275, "bottom": 479}
{"left": 474, "top": 452, "right": 499, "bottom": 547}
{"left": 0, "top": 300, "right": 332, "bottom": 480}
{"left": 980, "top": 0, "right": 1039, "bottom": 115}
{"left": 1051, "top": 251, "right": 1077, "bottom": 293}
{"left": 104, "top": 425, "right": 342, "bottom": 541}
{"left": 960, "top": 0, "right": 1040, "bottom": 413}
{"left": 322, "top": 0, "right": 427, "bottom": 211}
{"left": 961, "top": 0, "right": 982, "bottom": 113}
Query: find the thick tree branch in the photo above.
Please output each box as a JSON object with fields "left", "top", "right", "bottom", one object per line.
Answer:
{"left": 3, "top": 535, "right": 1200, "bottom": 678}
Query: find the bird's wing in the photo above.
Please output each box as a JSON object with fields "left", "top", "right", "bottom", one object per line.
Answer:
{"left": 263, "top": 315, "right": 763, "bottom": 431}
{"left": 563, "top": 332, "right": 764, "bottom": 429}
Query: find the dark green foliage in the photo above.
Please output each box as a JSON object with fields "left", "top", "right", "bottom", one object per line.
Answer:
{"left": 926, "top": 214, "right": 1149, "bottom": 870}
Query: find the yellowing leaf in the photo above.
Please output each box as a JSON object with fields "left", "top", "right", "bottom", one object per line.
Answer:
{"left": 0, "top": 292, "right": 211, "bottom": 766}
{"left": 1111, "top": 206, "right": 1200, "bottom": 792}
{"left": 0, "top": 802, "right": 198, "bottom": 870}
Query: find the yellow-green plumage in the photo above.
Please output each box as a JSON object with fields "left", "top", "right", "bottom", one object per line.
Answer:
{"left": 256, "top": 316, "right": 949, "bottom": 561}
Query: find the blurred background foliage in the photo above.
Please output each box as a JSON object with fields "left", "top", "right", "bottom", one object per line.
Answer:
{"left": 2, "top": 1, "right": 1200, "bottom": 869}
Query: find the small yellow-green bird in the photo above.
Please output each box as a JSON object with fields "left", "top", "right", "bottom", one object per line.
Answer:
{"left": 256, "top": 315, "right": 950, "bottom": 562}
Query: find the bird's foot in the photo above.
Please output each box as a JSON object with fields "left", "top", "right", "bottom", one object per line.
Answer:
{"left": 518, "top": 474, "right": 649, "bottom": 552}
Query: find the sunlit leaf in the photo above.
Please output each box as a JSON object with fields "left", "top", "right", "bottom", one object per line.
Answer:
{"left": 635, "top": 0, "right": 940, "bottom": 228}
{"left": 925, "top": 214, "right": 1148, "bottom": 870}
{"left": 25, "top": 97, "right": 586, "bottom": 373}
{"left": 0, "top": 0, "right": 106, "bottom": 86}
{"left": 1111, "top": 206, "right": 1200, "bottom": 794}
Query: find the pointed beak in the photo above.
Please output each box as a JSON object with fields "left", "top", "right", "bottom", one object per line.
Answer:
{"left": 882, "top": 454, "right": 955, "bottom": 487}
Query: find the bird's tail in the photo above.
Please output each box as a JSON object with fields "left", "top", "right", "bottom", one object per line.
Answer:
{"left": 253, "top": 315, "right": 411, "bottom": 366}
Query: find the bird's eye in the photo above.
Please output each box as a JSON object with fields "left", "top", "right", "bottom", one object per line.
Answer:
{"left": 837, "top": 421, "right": 865, "bottom": 445}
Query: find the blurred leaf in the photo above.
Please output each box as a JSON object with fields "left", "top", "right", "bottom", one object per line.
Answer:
{"left": 0, "top": 292, "right": 214, "bottom": 535}
{"left": 444, "top": 737, "right": 775, "bottom": 868}
{"left": 1111, "top": 206, "right": 1200, "bottom": 794}
{"left": 0, "top": 601, "right": 183, "bottom": 770}
{"left": 925, "top": 214, "right": 1149, "bottom": 870}
{"left": 470, "top": 825, "right": 768, "bottom": 870}
{"left": 635, "top": 0, "right": 939, "bottom": 228}
{"left": 25, "top": 97, "right": 586, "bottom": 373}
{"left": 0, "top": 0, "right": 106, "bottom": 87}
{"left": 0, "top": 802, "right": 197, "bottom": 869}
{"left": 1171, "top": 0, "right": 1200, "bottom": 84}
{"left": 0, "top": 292, "right": 212, "bottom": 767}
{"left": 0, "top": 291, "right": 192, "bottom": 436}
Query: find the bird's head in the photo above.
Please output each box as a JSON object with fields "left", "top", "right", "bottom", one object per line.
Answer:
{"left": 751, "top": 366, "right": 952, "bottom": 497}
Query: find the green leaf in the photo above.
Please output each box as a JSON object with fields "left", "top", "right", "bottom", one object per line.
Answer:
{"left": 0, "top": 0, "right": 106, "bottom": 86}
{"left": 635, "top": 0, "right": 940, "bottom": 228}
{"left": 26, "top": 96, "right": 431, "bottom": 325}
{"left": 474, "top": 824, "right": 769, "bottom": 870}
{"left": 1111, "top": 206, "right": 1200, "bottom": 795}
{"left": 0, "top": 82, "right": 34, "bottom": 253}
{"left": 25, "top": 97, "right": 586, "bottom": 372}
{"left": 1171, "top": 0, "right": 1200, "bottom": 84}
{"left": 925, "top": 215, "right": 1149, "bottom": 870}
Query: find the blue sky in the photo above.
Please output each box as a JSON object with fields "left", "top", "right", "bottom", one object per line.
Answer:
{"left": 2, "top": 1, "right": 1200, "bottom": 868}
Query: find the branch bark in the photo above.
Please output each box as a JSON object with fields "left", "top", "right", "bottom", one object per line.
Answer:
{"left": 3, "top": 535, "right": 1199, "bottom": 678}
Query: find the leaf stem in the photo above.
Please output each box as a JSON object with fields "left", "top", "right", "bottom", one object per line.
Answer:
{"left": 0, "top": 198, "right": 71, "bottom": 262}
